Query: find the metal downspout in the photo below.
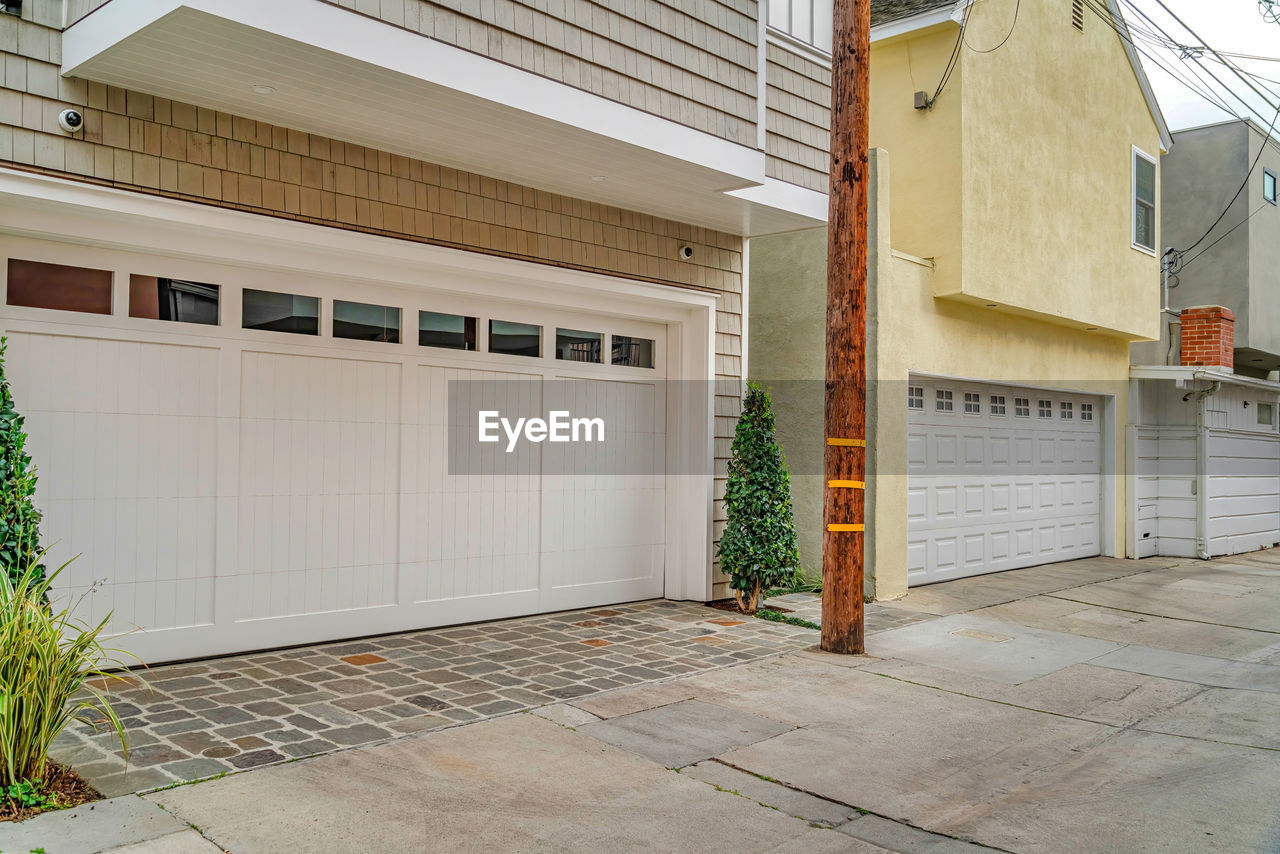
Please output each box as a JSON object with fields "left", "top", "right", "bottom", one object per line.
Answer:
{"left": 1194, "top": 382, "right": 1219, "bottom": 560}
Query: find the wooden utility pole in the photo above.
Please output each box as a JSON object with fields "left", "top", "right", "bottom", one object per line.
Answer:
{"left": 821, "top": 0, "right": 869, "bottom": 655}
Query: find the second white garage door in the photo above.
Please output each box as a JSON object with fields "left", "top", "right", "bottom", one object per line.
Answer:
{"left": 907, "top": 377, "right": 1104, "bottom": 585}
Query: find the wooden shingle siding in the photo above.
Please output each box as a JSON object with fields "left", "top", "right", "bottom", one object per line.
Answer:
{"left": 341, "top": 0, "right": 759, "bottom": 146}
{"left": 764, "top": 42, "right": 830, "bottom": 193}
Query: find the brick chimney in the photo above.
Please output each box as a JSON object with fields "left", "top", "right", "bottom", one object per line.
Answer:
{"left": 1180, "top": 305, "right": 1235, "bottom": 371}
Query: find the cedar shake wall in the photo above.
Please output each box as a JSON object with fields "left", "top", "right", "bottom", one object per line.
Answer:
{"left": 2, "top": 1, "right": 744, "bottom": 594}
{"left": 764, "top": 41, "right": 830, "bottom": 193}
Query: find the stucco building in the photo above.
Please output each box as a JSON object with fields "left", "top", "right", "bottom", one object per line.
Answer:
{"left": 751, "top": 0, "right": 1172, "bottom": 597}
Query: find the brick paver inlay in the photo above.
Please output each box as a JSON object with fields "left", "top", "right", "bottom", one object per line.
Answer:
{"left": 55, "top": 600, "right": 815, "bottom": 796}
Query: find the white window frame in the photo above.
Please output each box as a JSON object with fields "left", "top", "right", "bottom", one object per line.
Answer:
{"left": 1014, "top": 397, "right": 1030, "bottom": 418}
{"left": 990, "top": 394, "right": 1006, "bottom": 416}
{"left": 907, "top": 385, "right": 924, "bottom": 409}
{"left": 1080, "top": 402, "right": 1094, "bottom": 422}
{"left": 1264, "top": 168, "right": 1277, "bottom": 206}
{"left": 936, "top": 388, "right": 954, "bottom": 412}
{"left": 1038, "top": 399, "right": 1053, "bottom": 419}
{"left": 767, "top": 0, "right": 834, "bottom": 54}
{"left": 963, "top": 391, "right": 981, "bottom": 415}
{"left": 1132, "top": 145, "right": 1158, "bottom": 255}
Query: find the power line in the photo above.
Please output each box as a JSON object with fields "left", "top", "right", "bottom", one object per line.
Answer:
{"left": 1180, "top": 202, "right": 1270, "bottom": 270}
{"left": 963, "top": 0, "right": 1021, "bottom": 54}
{"left": 1075, "top": 0, "right": 1280, "bottom": 265}
{"left": 921, "top": 1, "right": 971, "bottom": 109}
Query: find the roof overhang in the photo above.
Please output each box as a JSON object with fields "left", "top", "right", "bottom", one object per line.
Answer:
{"left": 63, "top": 0, "right": 827, "bottom": 237}
{"left": 1131, "top": 365, "right": 1280, "bottom": 393}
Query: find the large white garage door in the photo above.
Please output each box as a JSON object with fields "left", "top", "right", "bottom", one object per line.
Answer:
{"left": 907, "top": 377, "right": 1103, "bottom": 585}
{"left": 0, "top": 237, "right": 674, "bottom": 663}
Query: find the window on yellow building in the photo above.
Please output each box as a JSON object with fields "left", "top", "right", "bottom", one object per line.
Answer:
{"left": 1133, "top": 148, "right": 1157, "bottom": 253}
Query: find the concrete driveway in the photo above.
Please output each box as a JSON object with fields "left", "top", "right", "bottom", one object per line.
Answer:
{"left": 6, "top": 551, "right": 1280, "bottom": 853}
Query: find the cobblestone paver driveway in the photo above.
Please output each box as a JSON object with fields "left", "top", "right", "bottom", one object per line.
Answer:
{"left": 54, "top": 601, "right": 814, "bottom": 796}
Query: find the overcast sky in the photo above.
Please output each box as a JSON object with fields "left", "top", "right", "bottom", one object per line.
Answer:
{"left": 1124, "top": 0, "right": 1280, "bottom": 132}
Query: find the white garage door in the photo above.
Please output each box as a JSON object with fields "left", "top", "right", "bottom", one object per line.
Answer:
{"left": 0, "top": 238, "right": 672, "bottom": 663}
{"left": 907, "top": 377, "right": 1103, "bottom": 585}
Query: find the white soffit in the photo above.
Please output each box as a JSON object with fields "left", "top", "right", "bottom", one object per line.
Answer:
{"left": 63, "top": 0, "right": 826, "bottom": 236}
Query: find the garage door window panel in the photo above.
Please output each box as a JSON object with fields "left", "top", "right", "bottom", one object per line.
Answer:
{"left": 1038, "top": 400, "right": 1053, "bottom": 418}
{"left": 334, "top": 300, "right": 400, "bottom": 343}
{"left": 556, "top": 328, "right": 602, "bottom": 363}
{"left": 964, "top": 392, "right": 981, "bottom": 415}
{"left": 1015, "top": 397, "right": 1030, "bottom": 417}
{"left": 490, "top": 320, "right": 542, "bottom": 357}
{"left": 419, "top": 311, "right": 477, "bottom": 351}
{"left": 129, "top": 276, "right": 220, "bottom": 325}
{"left": 990, "top": 395, "right": 1006, "bottom": 415}
{"left": 242, "top": 289, "right": 320, "bottom": 335}
{"left": 908, "top": 386, "right": 924, "bottom": 409}
{"left": 612, "top": 335, "right": 655, "bottom": 368}
{"left": 6, "top": 258, "right": 112, "bottom": 315}
{"left": 936, "top": 389, "right": 953, "bottom": 412}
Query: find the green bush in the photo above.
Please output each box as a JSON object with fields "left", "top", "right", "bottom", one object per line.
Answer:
{"left": 0, "top": 339, "right": 43, "bottom": 586}
{"left": 0, "top": 549, "right": 133, "bottom": 796}
{"left": 717, "top": 381, "right": 801, "bottom": 613}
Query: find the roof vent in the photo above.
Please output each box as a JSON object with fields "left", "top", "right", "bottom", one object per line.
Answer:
{"left": 1072, "top": 0, "right": 1084, "bottom": 31}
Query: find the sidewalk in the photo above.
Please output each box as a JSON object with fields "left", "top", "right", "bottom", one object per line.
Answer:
{"left": 5, "top": 551, "right": 1280, "bottom": 853}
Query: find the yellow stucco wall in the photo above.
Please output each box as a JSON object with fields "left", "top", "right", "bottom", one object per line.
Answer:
{"left": 857, "top": 3, "right": 1164, "bottom": 597}
{"left": 869, "top": 152, "right": 1133, "bottom": 599}
{"left": 869, "top": 0, "right": 1163, "bottom": 340}
{"left": 754, "top": 9, "right": 1167, "bottom": 599}
{"left": 957, "top": 0, "right": 1163, "bottom": 339}
{"left": 869, "top": 26, "right": 964, "bottom": 297}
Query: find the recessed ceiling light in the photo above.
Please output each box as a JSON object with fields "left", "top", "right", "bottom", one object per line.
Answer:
{"left": 985, "top": 303, "right": 997, "bottom": 307}
{"left": 251, "top": 84, "right": 276, "bottom": 95}
{"left": 1086, "top": 327, "right": 1098, "bottom": 331}
{"left": 590, "top": 175, "right": 607, "bottom": 182}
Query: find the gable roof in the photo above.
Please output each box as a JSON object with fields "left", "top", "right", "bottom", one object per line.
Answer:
{"left": 870, "top": 0, "right": 1173, "bottom": 152}
{"left": 871, "top": 0, "right": 952, "bottom": 28}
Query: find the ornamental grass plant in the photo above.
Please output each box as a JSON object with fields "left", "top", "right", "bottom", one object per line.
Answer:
{"left": 0, "top": 545, "right": 133, "bottom": 810}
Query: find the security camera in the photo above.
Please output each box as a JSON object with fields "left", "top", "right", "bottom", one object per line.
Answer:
{"left": 57, "top": 109, "right": 83, "bottom": 134}
{"left": 679, "top": 245, "right": 694, "bottom": 260}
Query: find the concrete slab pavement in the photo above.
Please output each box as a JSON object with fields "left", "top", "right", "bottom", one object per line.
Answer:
{"left": 0, "top": 795, "right": 192, "bottom": 854}
{"left": 8, "top": 550, "right": 1280, "bottom": 853}
{"left": 144, "top": 713, "right": 864, "bottom": 854}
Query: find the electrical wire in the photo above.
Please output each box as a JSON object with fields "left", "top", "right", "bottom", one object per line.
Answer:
{"left": 924, "top": 2, "right": 972, "bottom": 109}
{"left": 1072, "top": 0, "right": 1280, "bottom": 269}
{"left": 1180, "top": 202, "right": 1270, "bottom": 270}
{"left": 963, "top": 0, "right": 1021, "bottom": 54}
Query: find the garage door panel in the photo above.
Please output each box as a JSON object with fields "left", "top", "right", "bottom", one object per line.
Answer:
{"left": 8, "top": 331, "right": 221, "bottom": 637}
{"left": 908, "top": 378, "right": 1104, "bottom": 584}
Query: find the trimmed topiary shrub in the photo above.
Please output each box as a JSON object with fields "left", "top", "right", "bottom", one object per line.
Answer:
{"left": 717, "top": 381, "right": 801, "bottom": 613}
{"left": 0, "top": 339, "right": 43, "bottom": 586}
